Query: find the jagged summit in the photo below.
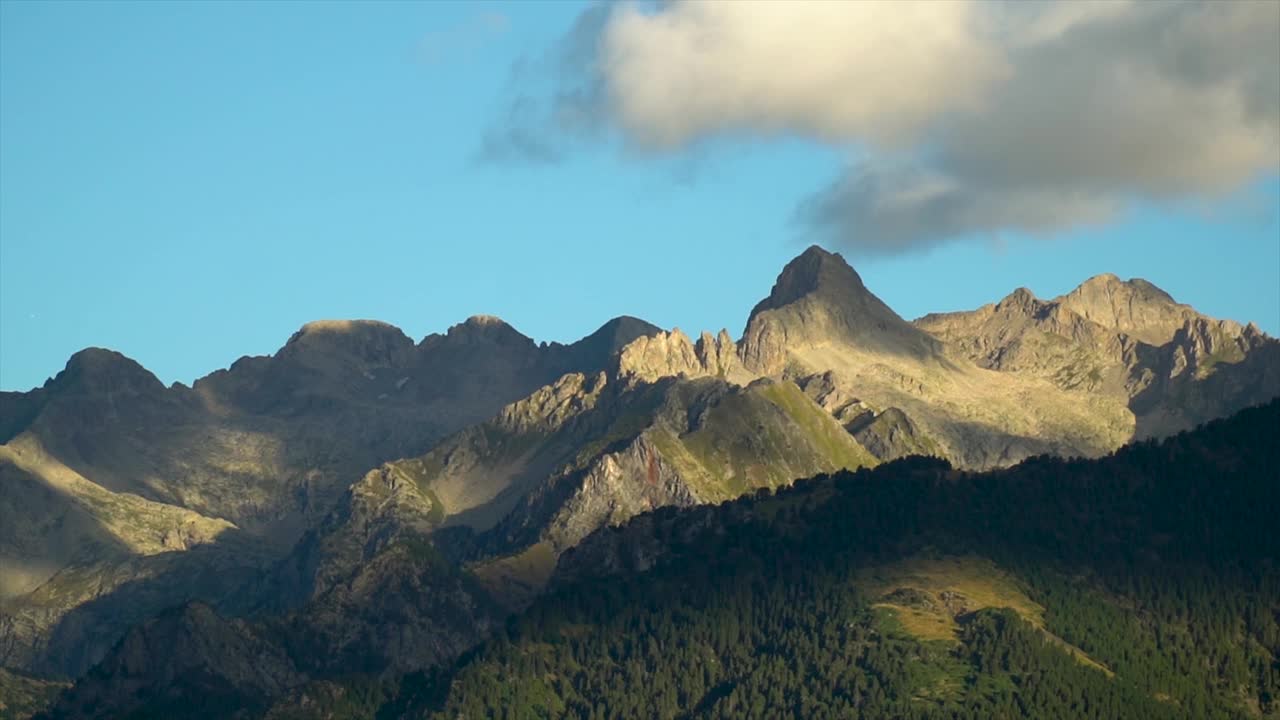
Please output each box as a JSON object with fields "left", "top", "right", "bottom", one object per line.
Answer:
{"left": 614, "top": 327, "right": 744, "bottom": 384}
{"left": 1055, "top": 274, "right": 1193, "bottom": 345}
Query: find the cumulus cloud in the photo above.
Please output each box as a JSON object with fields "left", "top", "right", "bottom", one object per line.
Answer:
{"left": 487, "top": 0, "right": 1280, "bottom": 252}
{"left": 601, "top": 1, "right": 1006, "bottom": 148}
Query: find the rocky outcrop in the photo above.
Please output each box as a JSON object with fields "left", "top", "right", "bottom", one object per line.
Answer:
{"left": 496, "top": 371, "right": 609, "bottom": 434}
{"left": 795, "top": 371, "right": 875, "bottom": 427}
{"left": 616, "top": 328, "right": 747, "bottom": 385}
{"left": 538, "top": 433, "right": 701, "bottom": 553}
{"left": 847, "top": 408, "right": 939, "bottom": 462}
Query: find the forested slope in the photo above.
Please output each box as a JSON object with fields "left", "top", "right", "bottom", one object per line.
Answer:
{"left": 395, "top": 399, "right": 1280, "bottom": 719}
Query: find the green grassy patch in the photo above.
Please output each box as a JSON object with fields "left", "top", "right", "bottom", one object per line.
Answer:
{"left": 861, "top": 554, "right": 1112, "bottom": 675}
{"left": 469, "top": 541, "right": 559, "bottom": 610}
{"left": 758, "top": 381, "right": 878, "bottom": 471}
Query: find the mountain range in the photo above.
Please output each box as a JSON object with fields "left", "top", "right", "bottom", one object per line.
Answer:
{"left": 1, "top": 246, "right": 1276, "bottom": 719}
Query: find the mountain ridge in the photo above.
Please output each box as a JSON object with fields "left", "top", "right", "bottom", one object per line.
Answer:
{"left": 2, "top": 245, "right": 1276, "bottom": 709}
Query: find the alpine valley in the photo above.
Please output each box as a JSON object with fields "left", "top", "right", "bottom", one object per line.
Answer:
{"left": 1, "top": 247, "right": 1277, "bottom": 719}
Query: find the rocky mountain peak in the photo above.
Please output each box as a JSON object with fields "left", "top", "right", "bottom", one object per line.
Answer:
{"left": 566, "top": 316, "right": 664, "bottom": 362}
{"left": 428, "top": 314, "right": 535, "bottom": 350}
{"left": 1056, "top": 274, "right": 1192, "bottom": 346}
{"left": 751, "top": 245, "right": 868, "bottom": 315}
{"left": 47, "top": 348, "right": 166, "bottom": 397}
{"left": 740, "top": 247, "right": 942, "bottom": 374}
{"left": 463, "top": 314, "right": 506, "bottom": 327}
{"left": 997, "top": 287, "right": 1041, "bottom": 314}
{"left": 282, "top": 319, "right": 416, "bottom": 366}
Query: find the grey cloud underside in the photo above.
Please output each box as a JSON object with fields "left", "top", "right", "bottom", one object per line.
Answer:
{"left": 808, "top": 1, "right": 1279, "bottom": 252}
{"left": 797, "top": 167, "right": 1120, "bottom": 255}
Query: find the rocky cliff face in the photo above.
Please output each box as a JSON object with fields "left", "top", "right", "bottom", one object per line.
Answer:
{"left": 915, "top": 277, "right": 1280, "bottom": 439}
{"left": 358, "top": 357, "right": 877, "bottom": 579}
{"left": 615, "top": 328, "right": 749, "bottom": 385}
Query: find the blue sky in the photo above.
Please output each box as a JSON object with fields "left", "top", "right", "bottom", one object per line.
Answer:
{"left": 2, "top": 1, "right": 1277, "bottom": 392}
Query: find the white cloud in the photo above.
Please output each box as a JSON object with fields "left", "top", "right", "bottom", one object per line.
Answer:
{"left": 600, "top": 1, "right": 1005, "bottom": 148}
{"left": 487, "top": 1, "right": 1280, "bottom": 252}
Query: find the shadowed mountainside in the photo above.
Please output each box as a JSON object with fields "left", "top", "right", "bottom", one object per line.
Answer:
{"left": 43, "top": 400, "right": 1280, "bottom": 719}
{"left": 0, "top": 315, "right": 661, "bottom": 677}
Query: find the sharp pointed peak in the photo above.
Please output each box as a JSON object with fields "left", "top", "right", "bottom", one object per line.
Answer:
{"left": 786, "top": 244, "right": 859, "bottom": 276}
{"left": 741, "top": 244, "right": 941, "bottom": 372}
{"left": 796, "top": 244, "right": 842, "bottom": 261}
{"left": 755, "top": 245, "right": 868, "bottom": 314}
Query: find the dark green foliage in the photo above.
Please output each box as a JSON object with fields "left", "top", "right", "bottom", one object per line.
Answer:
{"left": 400, "top": 400, "right": 1280, "bottom": 719}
